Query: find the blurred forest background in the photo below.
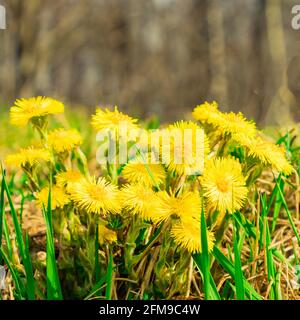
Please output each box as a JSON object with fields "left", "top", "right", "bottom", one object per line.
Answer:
{"left": 0, "top": 0, "right": 300, "bottom": 126}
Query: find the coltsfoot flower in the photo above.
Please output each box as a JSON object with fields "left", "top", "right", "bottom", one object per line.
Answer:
{"left": 122, "top": 152, "right": 166, "bottom": 187}
{"left": 162, "top": 121, "right": 209, "bottom": 176}
{"left": 10, "top": 96, "right": 64, "bottom": 126}
{"left": 233, "top": 134, "right": 293, "bottom": 175}
{"left": 192, "top": 101, "right": 223, "bottom": 125}
{"left": 216, "top": 112, "right": 257, "bottom": 137}
{"left": 36, "top": 185, "right": 70, "bottom": 210}
{"left": 5, "top": 147, "right": 51, "bottom": 168}
{"left": 48, "top": 128, "right": 82, "bottom": 153}
{"left": 171, "top": 217, "right": 215, "bottom": 253}
{"left": 193, "top": 102, "right": 257, "bottom": 138}
{"left": 152, "top": 190, "right": 202, "bottom": 223}
{"left": 69, "top": 177, "right": 120, "bottom": 215}
{"left": 91, "top": 106, "right": 139, "bottom": 133}
{"left": 120, "top": 183, "right": 161, "bottom": 221}
{"left": 201, "top": 157, "right": 248, "bottom": 214}
{"left": 55, "top": 170, "right": 85, "bottom": 192}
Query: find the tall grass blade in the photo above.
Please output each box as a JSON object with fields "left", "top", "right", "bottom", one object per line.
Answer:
{"left": 264, "top": 217, "right": 276, "bottom": 299}
{"left": 200, "top": 206, "right": 210, "bottom": 299}
{"left": 85, "top": 275, "right": 107, "bottom": 300}
{"left": 24, "top": 232, "right": 35, "bottom": 299}
{"left": 3, "top": 215, "right": 13, "bottom": 260}
{"left": 273, "top": 174, "right": 300, "bottom": 245}
{"left": 43, "top": 186, "right": 63, "bottom": 300}
{"left": 0, "top": 247, "right": 25, "bottom": 298}
{"left": 213, "top": 246, "right": 262, "bottom": 300}
{"left": 233, "top": 220, "right": 245, "bottom": 300}
{"left": 95, "top": 223, "right": 100, "bottom": 282}
{"left": 105, "top": 247, "right": 114, "bottom": 300}
{"left": 192, "top": 204, "right": 220, "bottom": 300}
{"left": 272, "top": 176, "right": 284, "bottom": 232}
{"left": 193, "top": 253, "right": 220, "bottom": 300}
{"left": 2, "top": 168, "right": 35, "bottom": 299}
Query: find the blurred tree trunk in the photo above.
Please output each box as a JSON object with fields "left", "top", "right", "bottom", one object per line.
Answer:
{"left": 207, "top": 0, "right": 228, "bottom": 105}
{"left": 264, "top": 0, "right": 291, "bottom": 125}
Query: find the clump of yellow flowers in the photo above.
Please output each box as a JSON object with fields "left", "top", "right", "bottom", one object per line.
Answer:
{"left": 4, "top": 97, "right": 293, "bottom": 298}
{"left": 6, "top": 97, "right": 293, "bottom": 253}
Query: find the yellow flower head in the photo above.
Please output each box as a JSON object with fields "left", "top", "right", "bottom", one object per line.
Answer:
{"left": 36, "top": 186, "right": 70, "bottom": 210}
{"left": 171, "top": 217, "right": 215, "bottom": 253}
{"left": 120, "top": 183, "right": 161, "bottom": 221}
{"left": 201, "top": 157, "right": 248, "bottom": 214}
{"left": 215, "top": 112, "right": 257, "bottom": 137}
{"left": 153, "top": 190, "right": 202, "bottom": 223}
{"left": 56, "top": 170, "right": 84, "bottom": 192}
{"left": 162, "top": 121, "right": 210, "bottom": 176}
{"left": 5, "top": 147, "right": 51, "bottom": 168}
{"left": 48, "top": 128, "right": 82, "bottom": 153}
{"left": 122, "top": 152, "right": 166, "bottom": 187}
{"left": 91, "top": 106, "right": 139, "bottom": 133}
{"left": 192, "top": 101, "right": 223, "bottom": 125}
{"left": 68, "top": 177, "right": 120, "bottom": 215}
{"left": 234, "top": 134, "right": 293, "bottom": 175}
{"left": 10, "top": 96, "right": 64, "bottom": 126}
{"left": 98, "top": 224, "right": 117, "bottom": 245}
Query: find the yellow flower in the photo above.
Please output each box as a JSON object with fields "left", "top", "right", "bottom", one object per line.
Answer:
{"left": 122, "top": 152, "right": 166, "bottom": 187}
{"left": 171, "top": 217, "right": 215, "bottom": 253}
{"left": 233, "top": 134, "right": 293, "bottom": 175}
{"left": 193, "top": 102, "right": 257, "bottom": 138}
{"left": 192, "top": 101, "right": 223, "bottom": 125}
{"left": 5, "top": 147, "right": 51, "bottom": 168}
{"left": 10, "top": 96, "right": 64, "bottom": 126}
{"left": 162, "top": 121, "right": 210, "bottom": 176}
{"left": 48, "top": 128, "right": 82, "bottom": 153}
{"left": 91, "top": 106, "right": 138, "bottom": 133}
{"left": 201, "top": 157, "right": 248, "bottom": 214}
{"left": 215, "top": 112, "right": 257, "bottom": 137}
{"left": 120, "top": 183, "right": 161, "bottom": 221}
{"left": 36, "top": 186, "right": 70, "bottom": 210}
{"left": 153, "top": 190, "right": 201, "bottom": 223}
{"left": 56, "top": 170, "right": 84, "bottom": 192}
{"left": 68, "top": 177, "right": 120, "bottom": 215}
{"left": 98, "top": 224, "right": 117, "bottom": 245}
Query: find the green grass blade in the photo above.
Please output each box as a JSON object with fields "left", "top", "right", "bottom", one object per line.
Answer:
{"left": 24, "top": 232, "right": 35, "bottom": 299}
{"left": 212, "top": 246, "right": 262, "bottom": 300}
{"left": 273, "top": 174, "right": 300, "bottom": 245}
{"left": 272, "top": 177, "right": 284, "bottom": 232}
{"left": 43, "top": 186, "right": 63, "bottom": 300}
{"left": 2, "top": 170, "right": 26, "bottom": 261}
{"left": 192, "top": 205, "right": 220, "bottom": 300}
{"left": 200, "top": 206, "right": 210, "bottom": 299}
{"left": 3, "top": 215, "right": 13, "bottom": 260}
{"left": 193, "top": 253, "right": 220, "bottom": 300}
{"left": 233, "top": 220, "right": 245, "bottom": 300}
{"left": 105, "top": 247, "right": 114, "bottom": 300}
{"left": 85, "top": 275, "right": 107, "bottom": 300}
{"left": 264, "top": 217, "right": 276, "bottom": 299}
{"left": 275, "top": 269, "right": 282, "bottom": 300}
{"left": 0, "top": 247, "right": 25, "bottom": 298}
{"left": 2, "top": 168, "right": 35, "bottom": 299}
{"left": 95, "top": 223, "right": 100, "bottom": 282}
